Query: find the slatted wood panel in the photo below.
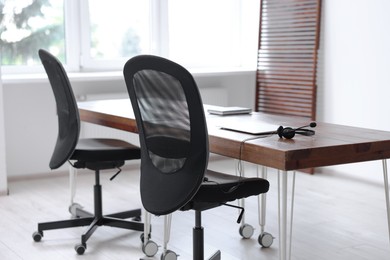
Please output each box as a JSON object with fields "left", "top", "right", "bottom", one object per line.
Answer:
{"left": 255, "top": 0, "right": 322, "bottom": 120}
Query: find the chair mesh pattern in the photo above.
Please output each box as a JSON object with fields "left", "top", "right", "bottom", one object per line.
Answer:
{"left": 125, "top": 55, "right": 208, "bottom": 215}
{"left": 133, "top": 69, "right": 191, "bottom": 174}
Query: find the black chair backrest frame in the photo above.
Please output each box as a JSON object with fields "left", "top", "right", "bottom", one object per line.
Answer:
{"left": 124, "top": 55, "right": 208, "bottom": 216}
{"left": 39, "top": 49, "right": 80, "bottom": 169}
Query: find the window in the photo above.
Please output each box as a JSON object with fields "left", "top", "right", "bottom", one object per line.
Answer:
{"left": 168, "top": 0, "right": 242, "bottom": 68}
{"left": 79, "top": 0, "right": 151, "bottom": 70}
{"left": 1, "top": 0, "right": 259, "bottom": 74}
{"left": 0, "top": 0, "right": 65, "bottom": 67}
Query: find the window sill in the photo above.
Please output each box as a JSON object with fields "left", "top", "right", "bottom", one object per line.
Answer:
{"left": 2, "top": 67, "right": 255, "bottom": 85}
{"left": 2, "top": 71, "right": 123, "bottom": 85}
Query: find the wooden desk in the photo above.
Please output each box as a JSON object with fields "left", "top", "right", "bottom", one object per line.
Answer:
{"left": 78, "top": 98, "right": 390, "bottom": 260}
{"left": 79, "top": 99, "right": 390, "bottom": 170}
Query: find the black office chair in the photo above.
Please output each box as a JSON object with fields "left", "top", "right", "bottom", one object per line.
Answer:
{"left": 123, "top": 55, "right": 270, "bottom": 260}
{"left": 32, "top": 49, "right": 144, "bottom": 255}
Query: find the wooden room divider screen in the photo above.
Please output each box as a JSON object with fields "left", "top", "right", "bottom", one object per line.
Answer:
{"left": 255, "top": 0, "right": 322, "bottom": 120}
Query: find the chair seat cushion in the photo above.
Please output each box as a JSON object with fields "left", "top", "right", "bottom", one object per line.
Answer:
{"left": 70, "top": 138, "right": 141, "bottom": 162}
{"left": 191, "top": 169, "right": 269, "bottom": 204}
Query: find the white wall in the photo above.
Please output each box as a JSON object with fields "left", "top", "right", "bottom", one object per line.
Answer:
{"left": 317, "top": 0, "right": 390, "bottom": 178}
{"left": 0, "top": 65, "right": 8, "bottom": 194}
{"left": 2, "top": 72, "right": 254, "bottom": 178}
{"left": 2, "top": 0, "right": 390, "bottom": 179}
{"left": 320, "top": 0, "right": 390, "bottom": 130}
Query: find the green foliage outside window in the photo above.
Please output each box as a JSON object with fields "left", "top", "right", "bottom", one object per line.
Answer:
{"left": 0, "top": 0, "right": 65, "bottom": 66}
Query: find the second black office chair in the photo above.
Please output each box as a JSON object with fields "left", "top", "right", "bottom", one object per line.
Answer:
{"left": 124, "top": 55, "right": 270, "bottom": 260}
{"left": 32, "top": 49, "right": 144, "bottom": 255}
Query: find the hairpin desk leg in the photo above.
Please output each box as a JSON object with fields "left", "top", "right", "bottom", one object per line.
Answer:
{"left": 278, "top": 170, "right": 296, "bottom": 260}
{"left": 382, "top": 159, "right": 390, "bottom": 244}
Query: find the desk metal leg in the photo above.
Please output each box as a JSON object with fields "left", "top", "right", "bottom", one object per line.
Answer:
{"left": 278, "top": 170, "right": 296, "bottom": 260}
{"left": 382, "top": 159, "right": 390, "bottom": 244}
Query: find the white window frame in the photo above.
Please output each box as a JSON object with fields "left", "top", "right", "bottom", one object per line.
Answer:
{"left": 65, "top": 0, "right": 82, "bottom": 72}
{"left": 1, "top": 0, "right": 259, "bottom": 75}
{"left": 78, "top": 0, "right": 160, "bottom": 72}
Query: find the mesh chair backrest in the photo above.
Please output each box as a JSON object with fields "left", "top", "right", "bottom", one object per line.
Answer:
{"left": 39, "top": 49, "right": 80, "bottom": 169}
{"left": 124, "top": 55, "right": 208, "bottom": 215}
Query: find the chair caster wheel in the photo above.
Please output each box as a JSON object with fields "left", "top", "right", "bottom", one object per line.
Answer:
{"left": 258, "top": 232, "right": 274, "bottom": 248}
{"left": 75, "top": 243, "right": 86, "bottom": 255}
{"left": 239, "top": 224, "right": 254, "bottom": 239}
{"left": 143, "top": 240, "right": 159, "bottom": 257}
{"left": 161, "top": 249, "right": 178, "bottom": 260}
{"left": 69, "top": 203, "right": 83, "bottom": 218}
{"left": 32, "top": 231, "right": 43, "bottom": 242}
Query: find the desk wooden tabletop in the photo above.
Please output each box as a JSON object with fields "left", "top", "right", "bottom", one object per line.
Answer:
{"left": 78, "top": 99, "right": 390, "bottom": 171}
